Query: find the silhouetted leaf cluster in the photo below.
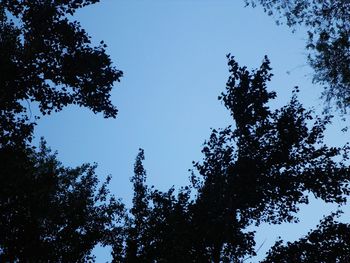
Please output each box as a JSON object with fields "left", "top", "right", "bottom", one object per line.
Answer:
{"left": 246, "top": 0, "right": 350, "bottom": 112}
{"left": 0, "top": 1, "right": 124, "bottom": 261}
{"left": 116, "top": 56, "right": 350, "bottom": 262}
{"left": 262, "top": 212, "right": 350, "bottom": 262}
{"left": 0, "top": 140, "right": 124, "bottom": 262}
{"left": 0, "top": 0, "right": 122, "bottom": 146}
{"left": 115, "top": 149, "right": 195, "bottom": 262}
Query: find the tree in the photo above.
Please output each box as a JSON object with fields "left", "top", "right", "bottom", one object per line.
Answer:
{"left": 0, "top": 0, "right": 122, "bottom": 146}
{"left": 0, "top": 140, "right": 124, "bottom": 262}
{"left": 262, "top": 212, "right": 350, "bottom": 262}
{"left": 123, "top": 149, "right": 150, "bottom": 262}
{"left": 0, "top": 1, "right": 125, "bottom": 261}
{"left": 190, "top": 55, "right": 350, "bottom": 261}
{"left": 114, "top": 149, "right": 195, "bottom": 262}
{"left": 114, "top": 56, "right": 350, "bottom": 262}
{"left": 245, "top": 0, "right": 350, "bottom": 113}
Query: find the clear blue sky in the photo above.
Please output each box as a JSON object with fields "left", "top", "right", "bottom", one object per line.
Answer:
{"left": 33, "top": 0, "right": 350, "bottom": 261}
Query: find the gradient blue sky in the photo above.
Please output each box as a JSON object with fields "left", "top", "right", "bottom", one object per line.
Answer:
{"left": 33, "top": 0, "right": 350, "bottom": 261}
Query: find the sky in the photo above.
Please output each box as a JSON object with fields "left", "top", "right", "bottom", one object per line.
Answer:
{"left": 33, "top": 0, "right": 350, "bottom": 261}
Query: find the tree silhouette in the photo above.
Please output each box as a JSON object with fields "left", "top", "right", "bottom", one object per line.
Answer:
{"left": 262, "top": 212, "right": 350, "bottom": 262}
{"left": 114, "top": 149, "right": 195, "bottom": 262}
{"left": 191, "top": 55, "right": 350, "bottom": 261}
{"left": 3, "top": 1, "right": 350, "bottom": 260}
{"left": 0, "top": 140, "right": 124, "bottom": 262}
{"left": 0, "top": 0, "right": 122, "bottom": 146}
{"left": 114, "top": 56, "right": 350, "bottom": 262}
{"left": 0, "top": 1, "right": 125, "bottom": 261}
{"left": 246, "top": 0, "right": 350, "bottom": 112}
{"left": 124, "top": 148, "right": 150, "bottom": 262}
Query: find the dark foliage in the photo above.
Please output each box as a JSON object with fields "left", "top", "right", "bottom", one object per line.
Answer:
{"left": 0, "top": 140, "right": 124, "bottom": 262}
{"left": 114, "top": 56, "right": 350, "bottom": 262}
{"left": 196, "top": 55, "right": 350, "bottom": 223}
{"left": 245, "top": 0, "right": 350, "bottom": 112}
{"left": 0, "top": 0, "right": 122, "bottom": 146}
{"left": 2, "top": 0, "right": 350, "bottom": 260}
{"left": 0, "top": 1, "right": 125, "bottom": 261}
{"left": 191, "top": 55, "right": 350, "bottom": 261}
{"left": 114, "top": 149, "right": 195, "bottom": 262}
{"left": 262, "top": 212, "right": 350, "bottom": 262}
